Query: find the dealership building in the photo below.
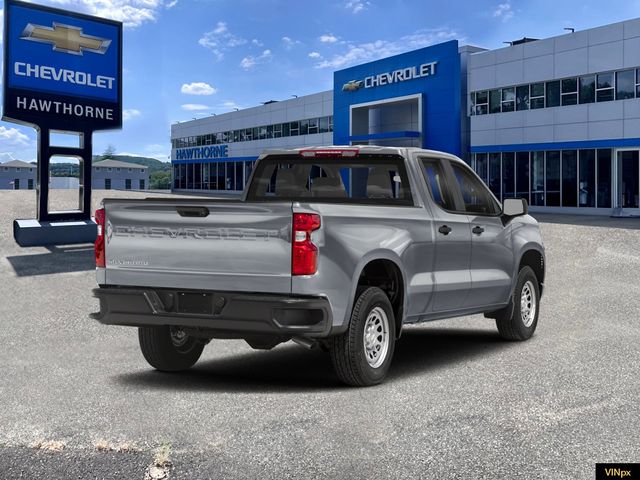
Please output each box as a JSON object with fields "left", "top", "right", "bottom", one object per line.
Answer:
{"left": 171, "top": 17, "right": 640, "bottom": 214}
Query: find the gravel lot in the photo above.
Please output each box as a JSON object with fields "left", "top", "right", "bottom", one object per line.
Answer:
{"left": 0, "top": 190, "right": 638, "bottom": 479}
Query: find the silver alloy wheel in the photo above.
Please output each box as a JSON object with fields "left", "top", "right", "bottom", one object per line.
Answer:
{"left": 363, "top": 306, "right": 390, "bottom": 369}
{"left": 520, "top": 280, "right": 537, "bottom": 327}
{"left": 170, "top": 327, "right": 188, "bottom": 347}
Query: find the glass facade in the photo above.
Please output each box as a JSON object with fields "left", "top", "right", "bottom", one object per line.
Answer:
{"left": 472, "top": 149, "right": 614, "bottom": 208}
{"left": 470, "top": 68, "right": 640, "bottom": 115}
{"left": 173, "top": 161, "right": 255, "bottom": 191}
{"left": 172, "top": 115, "right": 333, "bottom": 149}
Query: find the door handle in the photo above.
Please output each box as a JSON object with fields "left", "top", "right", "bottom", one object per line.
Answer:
{"left": 472, "top": 226, "right": 485, "bottom": 235}
{"left": 438, "top": 225, "right": 452, "bottom": 235}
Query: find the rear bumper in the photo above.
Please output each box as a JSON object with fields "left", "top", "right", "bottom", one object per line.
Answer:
{"left": 91, "top": 286, "right": 333, "bottom": 338}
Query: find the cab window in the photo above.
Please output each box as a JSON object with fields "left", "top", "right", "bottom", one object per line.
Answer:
{"left": 421, "top": 159, "right": 456, "bottom": 211}
{"left": 450, "top": 162, "right": 501, "bottom": 215}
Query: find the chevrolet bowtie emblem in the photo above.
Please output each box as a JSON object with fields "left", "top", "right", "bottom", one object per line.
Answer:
{"left": 21, "top": 23, "right": 111, "bottom": 55}
{"left": 342, "top": 80, "right": 363, "bottom": 92}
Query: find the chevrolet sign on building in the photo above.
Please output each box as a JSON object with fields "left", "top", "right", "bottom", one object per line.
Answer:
{"left": 2, "top": 0, "right": 123, "bottom": 130}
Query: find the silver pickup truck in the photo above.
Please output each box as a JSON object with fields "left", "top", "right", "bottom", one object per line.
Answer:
{"left": 91, "top": 146, "right": 545, "bottom": 386}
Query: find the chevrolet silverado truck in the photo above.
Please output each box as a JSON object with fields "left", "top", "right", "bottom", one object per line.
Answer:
{"left": 91, "top": 146, "right": 545, "bottom": 387}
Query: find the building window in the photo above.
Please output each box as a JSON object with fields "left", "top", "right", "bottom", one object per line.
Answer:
{"left": 579, "top": 75, "right": 595, "bottom": 104}
{"left": 561, "top": 78, "right": 578, "bottom": 105}
{"left": 107, "top": 168, "right": 112, "bottom": 172}
{"left": 308, "top": 117, "right": 319, "bottom": 134}
{"left": 637, "top": 69, "right": 640, "bottom": 97}
{"left": 488, "top": 153, "right": 501, "bottom": 199}
{"left": 274, "top": 123, "right": 282, "bottom": 138}
{"left": 531, "top": 152, "right": 545, "bottom": 206}
{"left": 530, "top": 83, "right": 545, "bottom": 109}
{"left": 300, "top": 119, "right": 309, "bottom": 135}
{"left": 596, "top": 72, "right": 615, "bottom": 102}
{"left": 28, "top": 179, "right": 34, "bottom": 190}
{"left": 616, "top": 69, "right": 635, "bottom": 100}
{"left": 319, "top": 116, "right": 329, "bottom": 133}
{"left": 13, "top": 179, "right": 20, "bottom": 190}
{"left": 489, "top": 89, "right": 501, "bottom": 113}
{"left": 16, "top": 167, "right": 21, "bottom": 172}
{"left": 474, "top": 91, "right": 488, "bottom": 115}
{"left": 128, "top": 168, "right": 132, "bottom": 172}
{"left": 516, "top": 85, "right": 529, "bottom": 111}
{"left": 140, "top": 169, "right": 144, "bottom": 173}
{"left": 290, "top": 121, "right": 300, "bottom": 136}
{"left": 597, "top": 149, "right": 612, "bottom": 208}
{"left": 516, "top": 152, "right": 530, "bottom": 202}
{"left": 29, "top": 168, "right": 33, "bottom": 172}
{"left": 561, "top": 150, "right": 578, "bottom": 207}
{"left": 545, "top": 151, "right": 561, "bottom": 206}
{"left": 501, "top": 87, "right": 515, "bottom": 112}
{"left": 116, "top": 168, "right": 121, "bottom": 172}
{"left": 502, "top": 152, "right": 515, "bottom": 198}
{"left": 474, "top": 153, "right": 488, "bottom": 183}
{"left": 579, "top": 150, "right": 596, "bottom": 207}
{"left": 105, "top": 178, "right": 111, "bottom": 190}
{"left": 3, "top": 167, "right": 7, "bottom": 172}
{"left": 139, "top": 179, "right": 145, "bottom": 190}
{"left": 125, "top": 179, "right": 131, "bottom": 190}
{"left": 95, "top": 167, "right": 100, "bottom": 171}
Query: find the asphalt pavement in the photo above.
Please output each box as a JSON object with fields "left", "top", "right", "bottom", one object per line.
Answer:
{"left": 0, "top": 190, "right": 638, "bottom": 479}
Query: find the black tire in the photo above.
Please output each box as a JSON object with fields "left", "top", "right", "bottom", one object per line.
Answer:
{"left": 329, "top": 287, "right": 396, "bottom": 387}
{"left": 495, "top": 266, "right": 540, "bottom": 341}
{"left": 138, "top": 326, "right": 205, "bottom": 371}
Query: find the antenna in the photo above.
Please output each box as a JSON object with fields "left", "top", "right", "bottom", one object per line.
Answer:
{"left": 564, "top": 27, "right": 575, "bottom": 33}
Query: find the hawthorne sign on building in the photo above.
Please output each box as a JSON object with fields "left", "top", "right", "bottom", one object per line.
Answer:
{"left": 2, "top": 0, "right": 123, "bottom": 246}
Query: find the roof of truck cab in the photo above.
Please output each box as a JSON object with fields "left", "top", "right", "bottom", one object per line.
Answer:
{"left": 258, "top": 146, "right": 466, "bottom": 164}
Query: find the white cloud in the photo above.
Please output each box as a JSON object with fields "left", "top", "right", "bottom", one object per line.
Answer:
{"left": 239, "top": 49, "right": 272, "bottom": 70}
{"left": 181, "top": 82, "right": 217, "bottom": 95}
{"left": 0, "top": 126, "right": 30, "bottom": 146}
{"left": 493, "top": 2, "right": 514, "bottom": 22}
{"left": 319, "top": 34, "right": 338, "bottom": 43}
{"left": 252, "top": 38, "right": 263, "bottom": 47}
{"left": 282, "top": 36, "right": 301, "bottom": 49}
{"left": 42, "top": 0, "right": 170, "bottom": 28}
{"left": 123, "top": 109, "right": 141, "bottom": 121}
{"left": 166, "top": 0, "right": 177, "bottom": 7}
{"left": 345, "top": 0, "right": 369, "bottom": 13}
{"left": 199, "top": 21, "right": 247, "bottom": 59}
{"left": 315, "top": 28, "right": 461, "bottom": 69}
{"left": 308, "top": 51, "right": 321, "bottom": 59}
{"left": 181, "top": 103, "right": 210, "bottom": 111}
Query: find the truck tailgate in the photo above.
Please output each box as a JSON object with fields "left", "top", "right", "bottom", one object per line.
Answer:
{"left": 102, "top": 199, "right": 293, "bottom": 293}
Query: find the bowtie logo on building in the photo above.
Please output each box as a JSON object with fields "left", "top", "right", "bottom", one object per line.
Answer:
{"left": 21, "top": 23, "right": 111, "bottom": 55}
{"left": 342, "top": 80, "right": 364, "bottom": 92}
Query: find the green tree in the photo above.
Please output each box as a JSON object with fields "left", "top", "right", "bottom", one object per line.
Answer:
{"left": 150, "top": 171, "right": 172, "bottom": 190}
{"left": 101, "top": 145, "right": 116, "bottom": 160}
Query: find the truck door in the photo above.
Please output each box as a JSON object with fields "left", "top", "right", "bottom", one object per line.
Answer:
{"left": 447, "top": 161, "right": 513, "bottom": 308}
{"left": 419, "top": 157, "right": 472, "bottom": 312}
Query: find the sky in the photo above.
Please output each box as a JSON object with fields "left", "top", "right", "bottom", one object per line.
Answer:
{"left": 1, "top": 0, "right": 640, "bottom": 163}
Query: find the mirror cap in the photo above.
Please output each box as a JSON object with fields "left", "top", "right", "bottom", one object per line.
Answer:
{"left": 503, "top": 198, "right": 528, "bottom": 217}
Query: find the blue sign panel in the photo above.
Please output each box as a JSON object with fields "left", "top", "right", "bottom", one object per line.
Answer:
{"left": 333, "top": 40, "right": 462, "bottom": 156}
{"left": 2, "top": 0, "right": 122, "bottom": 130}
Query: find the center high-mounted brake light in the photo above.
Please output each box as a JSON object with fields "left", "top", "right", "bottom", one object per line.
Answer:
{"left": 292, "top": 213, "right": 321, "bottom": 276}
{"left": 300, "top": 149, "right": 359, "bottom": 158}
{"left": 95, "top": 208, "right": 106, "bottom": 268}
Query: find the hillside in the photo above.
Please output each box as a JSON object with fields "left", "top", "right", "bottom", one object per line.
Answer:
{"left": 93, "top": 155, "right": 171, "bottom": 173}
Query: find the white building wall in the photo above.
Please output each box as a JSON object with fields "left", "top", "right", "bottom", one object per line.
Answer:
{"left": 171, "top": 90, "right": 334, "bottom": 159}
{"left": 468, "top": 18, "right": 640, "bottom": 147}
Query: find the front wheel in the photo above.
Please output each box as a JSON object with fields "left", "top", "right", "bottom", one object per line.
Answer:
{"left": 495, "top": 266, "right": 540, "bottom": 341}
{"left": 138, "top": 326, "right": 205, "bottom": 371}
{"left": 329, "top": 287, "right": 396, "bottom": 387}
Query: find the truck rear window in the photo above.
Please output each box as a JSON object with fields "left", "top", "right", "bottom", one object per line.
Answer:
{"left": 246, "top": 155, "right": 414, "bottom": 206}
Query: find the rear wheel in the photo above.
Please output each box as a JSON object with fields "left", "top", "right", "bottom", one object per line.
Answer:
{"left": 495, "top": 266, "right": 540, "bottom": 341}
{"left": 138, "top": 326, "right": 205, "bottom": 371}
{"left": 329, "top": 287, "right": 396, "bottom": 387}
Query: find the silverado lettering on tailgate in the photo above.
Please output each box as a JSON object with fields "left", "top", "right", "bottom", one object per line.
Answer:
{"left": 111, "top": 225, "right": 281, "bottom": 241}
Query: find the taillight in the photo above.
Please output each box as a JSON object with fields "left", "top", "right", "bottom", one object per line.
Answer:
{"left": 300, "top": 149, "right": 359, "bottom": 158}
{"left": 292, "top": 213, "right": 321, "bottom": 276}
{"left": 95, "top": 208, "right": 106, "bottom": 268}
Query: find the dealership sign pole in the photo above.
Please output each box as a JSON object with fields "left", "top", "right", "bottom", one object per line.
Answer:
{"left": 2, "top": 0, "right": 122, "bottom": 246}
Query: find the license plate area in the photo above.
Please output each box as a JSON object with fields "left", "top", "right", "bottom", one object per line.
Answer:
{"left": 177, "top": 292, "right": 213, "bottom": 315}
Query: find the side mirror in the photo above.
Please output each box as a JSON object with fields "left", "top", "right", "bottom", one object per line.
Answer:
{"left": 502, "top": 198, "right": 528, "bottom": 217}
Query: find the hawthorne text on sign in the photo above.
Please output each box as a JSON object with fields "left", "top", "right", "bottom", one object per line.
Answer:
{"left": 175, "top": 145, "right": 230, "bottom": 161}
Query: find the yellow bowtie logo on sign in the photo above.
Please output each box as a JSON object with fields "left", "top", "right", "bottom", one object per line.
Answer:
{"left": 21, "top": 22, "right": 111, "bottom": 55}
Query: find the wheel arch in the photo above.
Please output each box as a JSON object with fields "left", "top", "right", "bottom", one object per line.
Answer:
{"left": 346, "top": 251, "right": 407, "bottom": 338}
{"left": 517, "top": 247, "right": 545, "bottom": 293}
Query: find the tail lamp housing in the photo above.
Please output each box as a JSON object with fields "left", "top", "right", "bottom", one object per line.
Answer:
{"left": 95, "top": 208, "right": 106, "bottom": 268}
{"left": 292, "top": 213, "right": 321, "bottom": 275}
